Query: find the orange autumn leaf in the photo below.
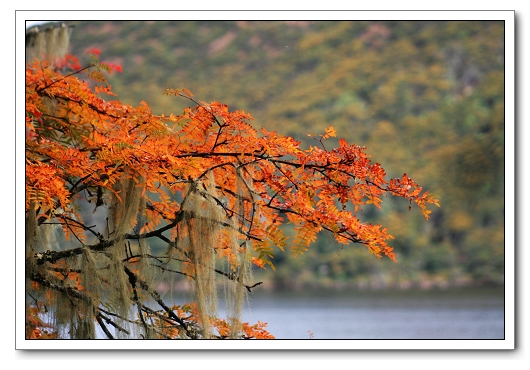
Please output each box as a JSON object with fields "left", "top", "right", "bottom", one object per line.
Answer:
{"left": 25, "top": 49, "right": 438, "bottom": 340}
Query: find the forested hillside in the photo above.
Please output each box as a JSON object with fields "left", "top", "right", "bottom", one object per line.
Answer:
{"left": 40, "top": 20, "right": 505, "bottom": 290}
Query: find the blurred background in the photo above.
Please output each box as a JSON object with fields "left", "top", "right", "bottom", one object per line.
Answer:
{"left": 25, "top": 20, "right": 505, "bottom": 339}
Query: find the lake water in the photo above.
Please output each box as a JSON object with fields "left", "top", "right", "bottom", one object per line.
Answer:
{"left": 224, "top": 288, "right": 505, "bottom": 340}
{"left": 92, "top": 287, "right": 504, "bottom": 340}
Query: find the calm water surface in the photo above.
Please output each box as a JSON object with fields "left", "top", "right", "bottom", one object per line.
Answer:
{"left": 224, "top": 288, "right": 505, "bottom": 340}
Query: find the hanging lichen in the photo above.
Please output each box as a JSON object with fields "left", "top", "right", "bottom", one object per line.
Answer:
{"left": 173, "top": 172, "right": 224, "bottom": 338}
{"left": 109, "top": 174, "right": 144, "bottom": 238}
{"left": 135, "top": 197, "right": 154, "bottom": 290}
{"left": 165, "top": 166, "right": 258, "bottom": 338}
{"left": 223, "top": 167, "right": 254, "bottom": 338}
{"left": 80, "top": 247, "right": 103, "bottom": 310}
{"left": 106, "top": 173, "right": 145, "bottom": 337}
{"left": 223, "top": 240, "right": 252, "bottom": 338}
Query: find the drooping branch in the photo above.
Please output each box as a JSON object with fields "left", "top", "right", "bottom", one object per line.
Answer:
{"left": 26, "top": 57, "right": 439, "bottom": 339}
{"left": 96, "top": 309, "right": 131, "bottom": 336}
{"left": 95, "top": 312, "right": 115, "bottom": 339}
{"left": 28, "top": 270, "right": 91, "bottom": 304}
{"left": 213, "top": 268, "right": 263, "bottom": 292}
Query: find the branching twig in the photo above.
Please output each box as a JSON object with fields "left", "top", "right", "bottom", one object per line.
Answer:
{"left": 95, "top": 313, "right": 115, "bottom": 339}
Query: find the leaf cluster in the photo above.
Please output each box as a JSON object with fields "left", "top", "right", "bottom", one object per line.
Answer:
{"left": 25, "top": 52, "right": 438, "bottom": 339}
